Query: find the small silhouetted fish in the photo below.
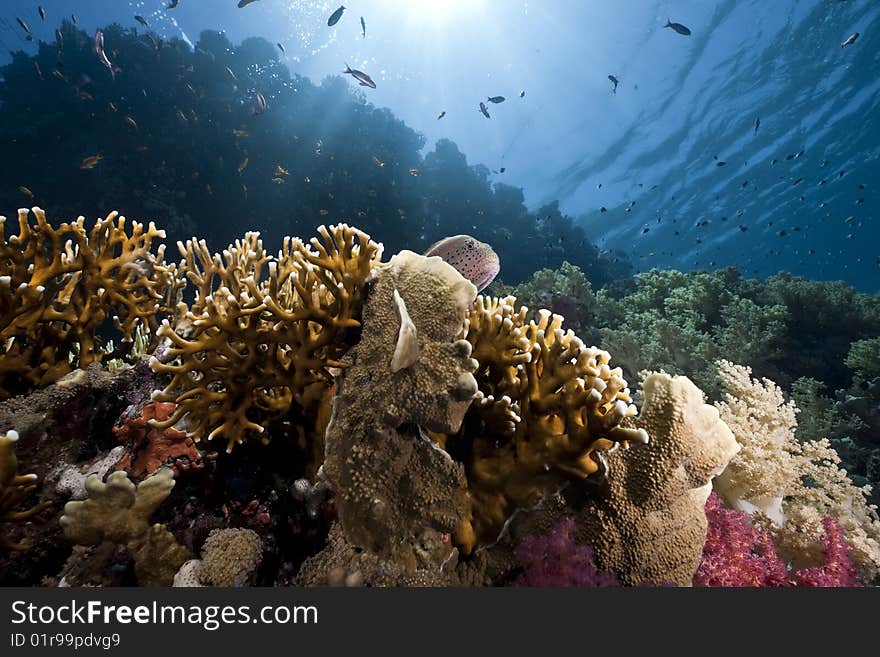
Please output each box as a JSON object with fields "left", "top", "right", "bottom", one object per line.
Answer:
{"left": 520, "top": 90, "right": 526, "bottom": 98}
{"left": 839, "top": 170, "right": 846, "bottom": 178}
{"left": 238, "top": 0, "right": 260, "bottom": 7}
{"left": 487, "top": 96, "right": 505, "bottom": 104}
{"left": 16, "top": 17, "right": 32, "bottom": 38}
{"left": 841, "top": 32, "right": 859, "bottom": 47}
{"left": 600, "top": 207, "right": 607, "bottom": 213}
{"left": 642, "top": 227, "right": 649, "bottom": 234}
{"left": 168, "top": 0, "right": 180, "bottom": 8}
{"left": 277, "top": 43, "right": 285, "bottom": 53}
{"left": 437, "top": 111, "right": 446, "bottom": 120}
{"left": 608, "top": 75, "right": 619, "bottom": 94}
{"left": 328, "top": 6, "right": 345, "bottom": 26}
{"left": 716, "top": 161, "right": 727, "bottom": 167}
{"left": 135, "top": 15, "right": 149, "bottom": 28}
{"left": 664, "top": 19, "right": 691, "bottom": 35}
{"left": 343, "top": 63, "right": 376, "bottom": 88}
{"left": 55, "top": 29, "right": 63, "bottom": 49}
{"left": 739, "top": 225, "right": 748, "bottom": 232}
{"left": 252, "top": 92, "right": 267, "bottom": 115}
{"left": 19, "top": 186, "right": 34, "bottom": 198}
{"left": 361, "top": 16, "right": 366, "bottom": 38}
{"left": 856, "top": 198, "right": 864, "bottom": 205}
{"left": 754, "top": 116, "right": 760, "bottom": 135}
{"left": 479, "top": 102, "right": 490, "bottom": 118}
{"left": 80, "top": 154, "right": 103, "bottom": 169}
{"left": 792, "top": 178, "right": 803, "bottom": 186}
{"left": 785, "top": 153, "right": 796, "bottom": 161}
{"left": 33, "top": 61, "right": 42, "bottom": 79}
{"left": 409, "top": 168, "right": 420, "bottom": 176}
{"left": 38, "top": 6, "right": 46, "bottom": 20}
{"left": 424, "top": 235, "right": 500, "bottom": 292}
{"left": 72, "top": 14, "right": 77, "bottom": 25}
{"left": 500, "top": 167, "right": 506, "bottom": 173}
{"left": 225, "top": 66, "right": 237, "bottom": 81}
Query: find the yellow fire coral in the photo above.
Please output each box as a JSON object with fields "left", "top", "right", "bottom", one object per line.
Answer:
{"left": 59, "top": 467, "right": 190, "bottom": 586}
{"left": 1, "top": 430, "right": 49, "bottom": 550}
{"left": 449, "top": 295, "right": 648, "bottom": 550}
{"left": 0, "top": 207, "right": 178, "bottom": 399}
{"left": 150, "top": 224, "right": 383, "bottom": 452}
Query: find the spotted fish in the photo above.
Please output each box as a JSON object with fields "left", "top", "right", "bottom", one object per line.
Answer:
{"left": 424, "top": 235, "right": 500, "bottom": 292}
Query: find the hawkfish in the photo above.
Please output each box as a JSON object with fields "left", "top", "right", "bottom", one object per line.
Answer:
{"left": 424, "top": 235, "right": 500, "bottom": 292}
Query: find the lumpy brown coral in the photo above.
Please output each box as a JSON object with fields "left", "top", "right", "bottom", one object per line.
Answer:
{"left": 150, "top": 224, "right": 383, "bottom": 452}
{"left": 0, "top": 207, "right": 178, "bottom": 399}
{"left": 448, "top": 295, "right": 648, "bottom": 550}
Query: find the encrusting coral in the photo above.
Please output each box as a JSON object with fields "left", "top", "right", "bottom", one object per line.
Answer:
{"left": 150, "top": 224, "right": 383, "bottom": 453}
{"left": 113, "top": 402, "right": 203, "bottom": 480}
{"left": 569, "top": 372, "right": 740, "bottom": 585}
{"left": 447, "top": 294, "right": 648, "bottom": 550}
{"left": 175, "top": 528, "right": 263, "bottom": 587}
{"left": 1, "top": 430, "right": 50, "bottom": 550}
{"left": 0, "top": 207, "right": 179, "bottom": 399}
{"left": 59, "top": 467, "right": 190, "bottom": 586}
{"left": 314, "top": 250, "right": 478, "bottom": 582}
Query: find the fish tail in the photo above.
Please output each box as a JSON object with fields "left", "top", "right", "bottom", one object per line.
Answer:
{"left": 343, "top": 62, "right": 352, "bottom": 73}
{"left": 665, "top": 19, "right": 671, "bottom": 27}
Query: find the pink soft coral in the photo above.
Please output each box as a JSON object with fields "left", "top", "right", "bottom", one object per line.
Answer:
{"left": 695, "top": 493, "right": 862, "bottom": 587}
{"left": 695, "top": 492, "right": 790, "bottom": 587}
{"left": 791, "top": 517, "right": 861, "bottom": 587}
{"left": 515, "top": 518, "right": 619, "bottom": 587}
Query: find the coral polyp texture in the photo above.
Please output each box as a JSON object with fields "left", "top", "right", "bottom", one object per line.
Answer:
{"left": 0, "top": 430, "right": 49, "bottom": 550}
{"left": 0, "top": 207, "right": 178, "bottom": 399}
{"left": 149, "top": 224, "right": 383, "bottom": 452}
{"left": 449, "top": 295, "right": 648, "bottom": 550}
{"left": 313, "top": 250, "right": 478, "bottom": 582}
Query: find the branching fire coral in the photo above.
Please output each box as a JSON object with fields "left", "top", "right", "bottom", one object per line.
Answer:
{"left": 449, "top": 295, "right": 648, "bottom": 550}
{"left": 0, "top": 207, "right": 178, "bottom": 399}
{"left": 1, "top": 430, "right": 49, "bottom": 550}
{"left": 150, "top": 224, "right": 383, "bottom": 452}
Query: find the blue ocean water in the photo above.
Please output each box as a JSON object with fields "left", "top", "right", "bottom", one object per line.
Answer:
{"left": 0, "top": 0, "right": 877, "bottom": 289}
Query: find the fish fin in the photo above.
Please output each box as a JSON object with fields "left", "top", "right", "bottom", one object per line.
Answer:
{"left": 391, "top": 289, "right": 420, "bottom": 372}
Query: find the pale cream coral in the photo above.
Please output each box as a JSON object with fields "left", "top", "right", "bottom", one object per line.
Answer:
{"left": 59, "top": 467, "right": 189, "bottom": 585}
{"left": 714, "top": 360, "right": 880, "bottom": 580}
{"left": 1, "top": 429, "right": 49, "bottom": 550}
{"left": 198, "top": 528, "right": 263, "bottom": 587}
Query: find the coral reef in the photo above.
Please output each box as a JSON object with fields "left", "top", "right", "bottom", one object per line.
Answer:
{"left": 714, "top": 360, "right": 880, "bottom": 581}
{"left": 150, "top": 224, "right": 382, "bottom": 453}
{"left": 113, "top": 402, "right": 202, "bottom": 480}
{"left": 493, "top": 261, "right": 595, "bottom": 336}
{"left": 570, "top": 373, "right": 740, "bottom": 586}
{"left": 515, "top": 517, "right": 618, "bottom": 587}
{"left": 448, "top": 295, "right": 648, "bottom": 550}
{"left": 695, "top": 493, "right": 861, "bottom": 587}
{"left": 0, "top": 208, "right": 178, "bottom": 399}
{"left": 313, "top": 250, "right": 478, "bottom": 582}
{"left": 1, "top": 430, "right": 50, "bottom": 550}
{"left": 175, "top": 528, "right": 262, "bottom": 587}
{"left": 59, "top": 468, "right": 190, "bottom": 586}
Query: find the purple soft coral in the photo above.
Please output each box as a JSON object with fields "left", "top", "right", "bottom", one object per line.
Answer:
{"left": 791, "top": 517, "right": 861, "bottom": 587}
{"left": 694, "top": 492, "right": 790, "bottom": 587}
{"left": 515, "top": 517, "right": 619, "bottom": 587}
{"left": 695, "top": 493, "right": 862, "bottom": 587}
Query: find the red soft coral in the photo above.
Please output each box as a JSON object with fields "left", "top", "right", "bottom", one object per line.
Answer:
{"left": 694, "top": 492, "right": 790, "bottom": 587}
{"left": 791, "top": 517, "right": 862, "bottom": 587}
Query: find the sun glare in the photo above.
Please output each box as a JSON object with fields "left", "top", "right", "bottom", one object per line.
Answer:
{"left": 383, "top": 0, "right": 485, "bottom": 24}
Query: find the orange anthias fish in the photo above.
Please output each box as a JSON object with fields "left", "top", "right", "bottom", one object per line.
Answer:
{"left": 80, "top": 155, "right": 103, "bottom": 169}
{"left": 424, "top": 235, "right": 500, "bottom": 292}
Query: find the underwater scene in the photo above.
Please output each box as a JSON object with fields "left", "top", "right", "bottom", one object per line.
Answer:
{"left": 0, "top": 0, "right": 878, "bottom": 588}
